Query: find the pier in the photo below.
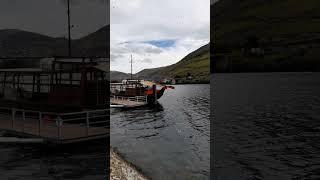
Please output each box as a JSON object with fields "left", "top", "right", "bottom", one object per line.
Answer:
{"left": 0, "top": 107, "right": 109, "bottom": 144}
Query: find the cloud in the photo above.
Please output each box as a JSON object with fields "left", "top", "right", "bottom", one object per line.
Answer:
{"left": 110, "top": 53, "right": 124, "bottom": 62}
{"left": 144, "top": 40, "right": 175, "bottom": 48}
{"left": 142, "top": 58, "right": 153, "bottom": 64}
{"left": 111, "top": 0, "right": 210, "bottom": 73}
{"left": 59, "top": 0, "right": 106, "bottom": 6}
{"left": 0, "top": 0, "right": 108, "bottom": 38}
{"left": 144, "top": 46, "right": 163, "bottom": 54}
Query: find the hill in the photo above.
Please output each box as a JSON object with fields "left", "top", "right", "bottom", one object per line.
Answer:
{"left": 75, "top": 26, "right": 109, "bottom": 57}
{"left": 136, "top": 43, "right": 210, "bottom": 83}
{"left": 0, "top": 26, "right": 109, "bottom": 57}
{"left": 0, "top": 29, "right": 67, "bottom": 57}
{"left": 213, "top": 0, "right": 320, "bottom": 72}
{"left": 110, "top": 71, "right": 130, "bottom": 82}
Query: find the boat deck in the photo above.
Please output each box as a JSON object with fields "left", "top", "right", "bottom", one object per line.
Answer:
{"left": 110, "top": 96, "right": 148, "bottom": 108}
{"left": 0, "top": 108, "right": 109, "bottom": 144}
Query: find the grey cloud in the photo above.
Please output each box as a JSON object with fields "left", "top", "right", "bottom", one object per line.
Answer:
{"left": 111, "top": 0, "right": 209, "bottom": 72}
{"left": 142, "top": 58, "right": 153, "bottom": 64}
{"left": 144, "top": 47, "right": 162, "bottom": 54}
{"left": 0, "top": 0, "right": 108, "bottom": 38}
{"left": 122, "top": 42, "right": 163, "bottom": 54}
{"left": 110, "top": 53, "right": 124, "bottom": 61}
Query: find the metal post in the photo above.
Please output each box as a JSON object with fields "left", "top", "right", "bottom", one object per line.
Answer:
{"left": 38, "top": 112, "right": 42, "bottom": 136}
{"left": 37, "top": 73, "right": 40, "bottom": 93}
{"left": 22, "top": 111, "right": 25, "bottom": 132}
{"left": 32, "top": 74, "right": 35, "bottom": 98}
{"left": 153, "top": 84, "right": 157, "bottom": 105}
{"left": 12, "top": 108, "right": 15, "bottom": 129}
{"left": 2, "top": 72, "right": 7, "bottom": 95}
{"left": 86, "top": 112, "right": 89, "bottom": 136}
{"left": 57, "top": 116, "right": 62, "bottom": 140}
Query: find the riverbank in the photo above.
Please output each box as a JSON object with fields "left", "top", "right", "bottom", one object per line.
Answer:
{"left": 110, "top": 147, "right": 150, "bottom": 180}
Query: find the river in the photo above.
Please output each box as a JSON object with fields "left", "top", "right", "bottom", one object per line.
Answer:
{"left": 111, "top": 84, "right": 210, "bottom": 180}
{"left": 0, "top": 140, "right": 108, "bottom": 180}
{"left": 213, "top": 72, "right": 320, "bottom": 179}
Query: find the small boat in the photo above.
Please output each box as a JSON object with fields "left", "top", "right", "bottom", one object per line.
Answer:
{"left": 110, "top": 79, "right": 174, "bottom": 108}
{"left": 110, "top": 55, "right": 174, "bottom": 108}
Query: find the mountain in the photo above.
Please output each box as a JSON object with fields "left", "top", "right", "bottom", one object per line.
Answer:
{"left": 110, "top": 71, "right": 130, "bottom": 82}
{"left": 0, "top": 29, "right": 67, "bottom": 57}
{"left": 0, "top": 26, "right": 109, "bottom": 57}
{"left": 136, "top": 43, "right": 210, "bottom": 83}
{"left": 213, "top": 0, "right": 320, "bottom": 72}
{"left": 74, "top": 26, "right": 109, "bottom": 57}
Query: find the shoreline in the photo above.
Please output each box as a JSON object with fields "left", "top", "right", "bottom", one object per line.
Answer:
{"left": 110, "top": 147, "right": 151, "bottom": 180}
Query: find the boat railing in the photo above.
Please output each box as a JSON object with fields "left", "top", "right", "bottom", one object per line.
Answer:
{"left": 111, "top": 95, "right": 148, "bottom": 103}
{"left": 0, "top": 107, "right": 109, "bottom": 142}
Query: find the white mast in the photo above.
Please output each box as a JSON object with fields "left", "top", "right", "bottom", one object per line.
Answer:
{"left": 130, "top": 54, "right": 133, "bottom": 79}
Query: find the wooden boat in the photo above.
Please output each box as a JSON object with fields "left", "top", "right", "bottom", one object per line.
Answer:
{"left": 110, "top": 79, "right": 174, "bottom": 108}
{"left": 0, "top": 57, "right": 109, "bottom": 112}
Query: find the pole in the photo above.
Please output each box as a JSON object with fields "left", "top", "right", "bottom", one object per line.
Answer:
{"left": 86, "top": 112, "right": 89, "bottom": 136}
{"left": 67, "top": 0, "right": 72, "bottom": 57}
{"left": 12, "top": 108, "right": 15, "bottom": 129}
{"left": 57, "top": 116, "right": 62, "bottom": 140}
{"left": 22, "top": 111, "right": 25, "bottom": 133}
{"left": 130, "top": 54, "right": 133, "bottom": 79}
{"left": 38, "top": 112, "right": 42, "bottom": 136}
{"left": 153, "top": 84, "right": 157, "bottom": 105}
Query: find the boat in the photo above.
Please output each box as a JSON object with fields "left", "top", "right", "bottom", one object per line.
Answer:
{"left": 110, "top": 55, "right": 174, "bottom": 108}
{"left": 0, "top": 1, "right": 109, "bottom": 143}
{"left": 110, "top": 79, "right": 174, "bottom": 108}
{"left": 0, "top": 57, "right": 109, "bottom": 112}
{"left": 0, "top": 57, "right": 110, "bottom": 143}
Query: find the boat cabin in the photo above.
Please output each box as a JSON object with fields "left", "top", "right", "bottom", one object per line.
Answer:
{"left": 0, "top": 57, "right": 109, "bottom": 112}
{"left": 110, "top": 79, "right": 146, "bottom": 97}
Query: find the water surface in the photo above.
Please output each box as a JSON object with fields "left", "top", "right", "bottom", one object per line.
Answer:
{"left": 213, "top": 72, "right": 320, "bottom": 180}
{"left": 111, "top": 84, "right": 210, "bottom": 180}
{"left": 0, "top": 140, "right": 108, "bottom": 180}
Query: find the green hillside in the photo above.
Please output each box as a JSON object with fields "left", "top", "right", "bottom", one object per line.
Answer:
{"left": 137, "top": 43, "right": 210, "bottom": 83}
{"left": 213, "top": 0, "right": 320, "bottom": 72}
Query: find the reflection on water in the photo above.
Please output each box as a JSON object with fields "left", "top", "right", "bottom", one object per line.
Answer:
{"left": 0, "top": 140, "right": 108, "bottom": 180}
{"left": 213, "top": 72, "right": 320, "bottom": 180}
{"left": 111, "top": 84, "right": 210, "bottom": 180}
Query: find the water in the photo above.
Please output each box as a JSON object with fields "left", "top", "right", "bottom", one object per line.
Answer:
{"left": 111, "top": 84, "right": 210, "bottom": 180}
{"left": 0, "top": 140, "right": 108, "bottom": 180}
{"left": 213, "top": 72, "right": 320, "bottom": 180}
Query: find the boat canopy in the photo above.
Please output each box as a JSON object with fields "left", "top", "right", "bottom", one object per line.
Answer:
{"left": 140, "top": 80, "right": 162, "bottom": 87}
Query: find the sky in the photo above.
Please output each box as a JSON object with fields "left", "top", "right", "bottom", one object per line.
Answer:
{"left": 110, "top": 0, "right": 210, "bottom": 74}
{"left": 0, "top": 0, "right": 108, "bottom": 39}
